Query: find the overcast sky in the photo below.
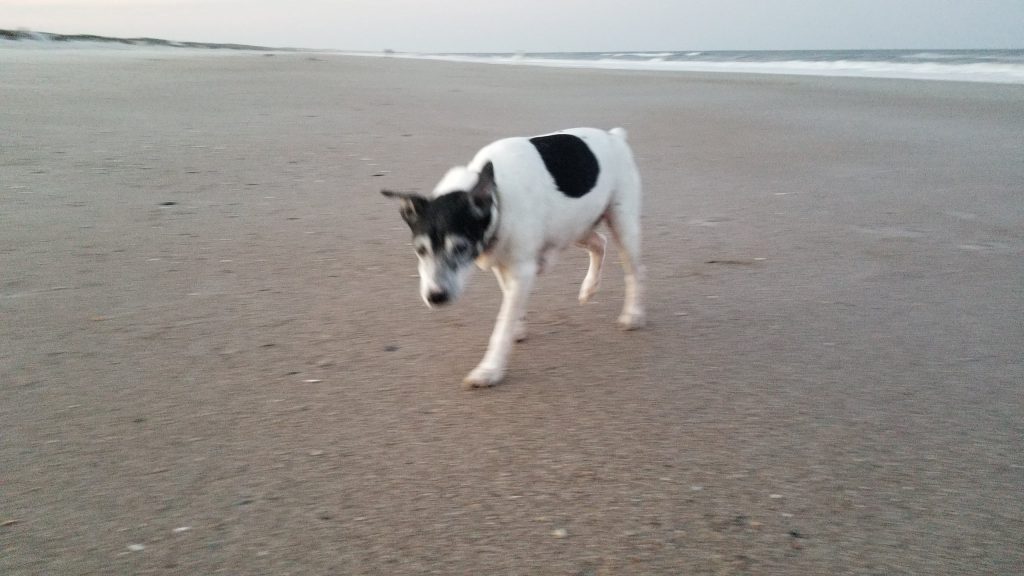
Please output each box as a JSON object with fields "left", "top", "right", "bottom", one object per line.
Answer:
{"left": 4, "top": 0, "right": 1023, "bottom": 52}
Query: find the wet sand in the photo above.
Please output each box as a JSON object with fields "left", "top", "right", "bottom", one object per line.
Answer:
{"left": 1, "top": 50, "right": 1022, "bottom": 574}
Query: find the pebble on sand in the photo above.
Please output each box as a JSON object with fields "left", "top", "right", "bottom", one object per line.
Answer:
{"left": 552, "top": 528, "right": 568, "bottom": 539}
{"left": 127, "top": 544, "right": 145, "bottom": 552}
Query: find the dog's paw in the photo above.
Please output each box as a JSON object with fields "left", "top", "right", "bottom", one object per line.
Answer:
{"left": 463, "top": 365, "right": 505, "bottom": 389}
{"left": 514, "top": 320, "right": 528, "bottom": 342}
{"left": 618, "top": 311, "right": 646, "bottom": 330}
{"left": 578, "top": 284, "right": 600, "bottom": 304}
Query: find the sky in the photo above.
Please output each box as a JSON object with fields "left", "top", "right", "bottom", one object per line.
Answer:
{"left": 3, "top": 0, "right": 1023, "bottom": 52}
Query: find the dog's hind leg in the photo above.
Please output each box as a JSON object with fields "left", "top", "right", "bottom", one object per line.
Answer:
{"left": 464, "top": 263, "right": 537, "bottom": 388}
{"left": 606, "top": 194, "right": 646, "bottom": 330}
{"left": 577, "top": 229, "right": 607, "bottom": 304}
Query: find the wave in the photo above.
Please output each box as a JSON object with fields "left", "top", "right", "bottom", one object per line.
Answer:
{"left": 902, "top": 52, "right": 961, "bottom": 61}
{"left": 5, "top": 31, "right": 1022, "bottom": 85}
{"left": 609, "top": 51, "right": 673, "bottom": 58}
{"left": 387, "top": 52, "right": 1024, "bottom": 85}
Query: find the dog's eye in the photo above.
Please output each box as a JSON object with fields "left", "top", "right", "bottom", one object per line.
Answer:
{"left": 415, "top": 245, "right": 428, "bottom": 257}
{"left": 451, "top": 241, "right": 471, "bottom": 256}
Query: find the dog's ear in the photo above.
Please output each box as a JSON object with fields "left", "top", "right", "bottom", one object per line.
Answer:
{"left": 381, "top": 190, "right": 428, "bottom": 225}
{"left": 468, "top": 162, "right": 495, "bottom": 216}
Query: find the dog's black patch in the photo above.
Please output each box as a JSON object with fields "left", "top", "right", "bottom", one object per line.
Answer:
{"left": 529, "top": 134, "right": 599, "bottom": 198}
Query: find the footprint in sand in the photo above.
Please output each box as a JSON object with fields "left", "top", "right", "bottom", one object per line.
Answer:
{"left": 957, "top": 242, "right": 1017, "bottom": 255}
{"left": 852, "top": 225, "right": 924, "bottom": 239}
{"left": 689, "top": 216, "right": 731, "bottom": 227}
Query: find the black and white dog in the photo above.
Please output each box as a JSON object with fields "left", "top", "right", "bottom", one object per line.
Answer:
{"left": 383, "top": 127, "right": 644, "bottom": 388}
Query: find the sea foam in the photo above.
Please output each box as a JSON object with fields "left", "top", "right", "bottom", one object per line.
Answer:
{"left": 383, "top": 50, "right": 1024, "bottom": 85}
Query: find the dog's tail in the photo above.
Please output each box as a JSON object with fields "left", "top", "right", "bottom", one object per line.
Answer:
{"left": 609, "top": 127, "right": 628, "bottom": 141}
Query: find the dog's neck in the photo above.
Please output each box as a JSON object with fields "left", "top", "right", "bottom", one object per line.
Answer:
{"left": 481, "top": 195, "right": 499, "bottom": 253}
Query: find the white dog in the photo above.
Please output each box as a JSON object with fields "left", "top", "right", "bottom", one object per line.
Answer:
{"left": 383, "top": 127, "right": 644, "bottom": 388}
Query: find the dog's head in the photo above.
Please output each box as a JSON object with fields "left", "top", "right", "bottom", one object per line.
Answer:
{"left": 382, "top": 162, "right": 496, "bottom": 307}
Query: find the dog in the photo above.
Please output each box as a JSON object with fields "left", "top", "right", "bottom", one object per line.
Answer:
{"left": 382, "top": 127, "right": 645, "bottom": 388}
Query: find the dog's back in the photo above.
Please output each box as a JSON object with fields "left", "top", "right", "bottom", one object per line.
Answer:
{"left": 463, "top": 127, "right": 641, "bottom": 261}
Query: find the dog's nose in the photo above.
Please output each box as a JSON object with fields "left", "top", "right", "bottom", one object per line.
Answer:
{"left": 427, "top": 290, "right": 450, "bottom": 305}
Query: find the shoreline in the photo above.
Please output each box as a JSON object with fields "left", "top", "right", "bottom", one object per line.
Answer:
{"left": 3, "top": 37, "right": 1023, "bottom": 85}
{"left": 352, "top": 50, "right": 1024, "bottom": 85}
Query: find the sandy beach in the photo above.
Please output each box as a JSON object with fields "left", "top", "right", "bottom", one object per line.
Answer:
{"left": 1, "top": 50, "right": 1022, "bottom": 574}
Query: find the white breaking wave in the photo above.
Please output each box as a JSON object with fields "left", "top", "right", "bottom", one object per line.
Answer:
{"left": 603, "top": 51, "right": 674, "bottom": 58}
{"left": 371, "top": 53, "right": 1024, "bottom": 85}
{"left": 5, "top": 34, "right": 1023, "bottom": 85}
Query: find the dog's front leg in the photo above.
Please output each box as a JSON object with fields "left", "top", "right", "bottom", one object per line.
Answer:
{"left": 463, "top": 263, "right": 536, "bottom": 388}
{"left": 493, "top": 267, "right": 529, "bottom": 341}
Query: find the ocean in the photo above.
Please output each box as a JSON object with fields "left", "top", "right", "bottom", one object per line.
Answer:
{"left": 401, "top": 49, "right": 1024, "bottom": 84}
{"left": 3, "top": 30, "right": 1022, "bottom": 85}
